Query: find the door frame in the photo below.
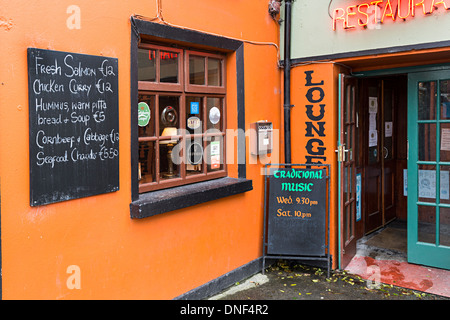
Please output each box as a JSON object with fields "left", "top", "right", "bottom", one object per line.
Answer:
{"left": 341, "top": 63, "right": 450, "bottom": 271}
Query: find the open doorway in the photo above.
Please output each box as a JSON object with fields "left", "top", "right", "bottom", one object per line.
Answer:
{"left": 339, "top": 68, "right": 450, "bottom": 295}
{"left": 356, "top": 74, "right": 409, "bottom": 262}
{"left": 339, "top": 73, "right": 409, "bottom": 268}
{"left": 341, "top": 70, "right": 450, "bottom": 271}
{"left": 357, "top": 75, "right": 408, "bottom": 237}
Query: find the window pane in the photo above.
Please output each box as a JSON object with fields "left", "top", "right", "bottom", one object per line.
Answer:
{"left": 208, "top": 58, "right": 222, "bottom": 86}
{"left": 418, "top": 205, "right": 436, "bottom": 244}
{"left": 139, "top": 141, "right": 156, "bottom": 184}
{"left": 160, "top": 140, "right": 180, "bottom": 180}
{"left": 440, "top": 123, "right": 450, "bottom": 162}
{"left": 344, "top": 164, "right": 348, "bottom": 202}
{"left": 418, "top": 81, "right": 437, "bottom": 120}
{"left": 160, "top": 51, "right": 179, "bottom": 83}
{"left": 440, "top": 165, "right": 450, "bottom": 205}
{"left": 344, "top": 206, "right": 350, "bottom": 242}
{"left": 345, "top": 85, "right": 355, "bottom": 123}
{"left": 138, "top": 48, "right": 156, "bottom": 82}
{"left": 440, "top": 207, "right": 450, "bottom": 247}
{"left": 159, "top": 96, "right": 180, "bottom": 181}
{"left": 418, "top": 165, "right": 437, "bottom": 204}
{"left": 138, "top": 94, "right": 155, "bottom": 137}
{"left": 159, "top": 96, "right": 180, "bottom": 135}
{"left": 186, "top": 139, "right": 203, "bottom": 176}
{"left": 349, "top": 203, "right": 354, "bottom": 242}
{"left": 346, "top": 125, "right": 354, "bottom": 161}
{"left": 418, "top": 123, "right": 436, "bottom": 161}
{"left": 189, "top": 55, "right": 205, "bottom": 85}
{"left": 186, "top": 96, "right": 203, "bottom": 134}
{"left": 440, "top": 80, "right": 450, "bottom": 120}
{"left": 207, "top": 137, "right": 223, "bottom": 172}
{"left": 207, "top": 97, "right": 222, "bottom": 131}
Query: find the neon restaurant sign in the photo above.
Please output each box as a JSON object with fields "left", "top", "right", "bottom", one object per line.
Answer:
{"left": 332, "top": 0, "right": 450, "bottom": 30}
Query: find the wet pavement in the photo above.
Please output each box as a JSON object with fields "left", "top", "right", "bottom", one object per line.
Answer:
{"left": 208, "top": 260, "right": 449, "bottom": 300}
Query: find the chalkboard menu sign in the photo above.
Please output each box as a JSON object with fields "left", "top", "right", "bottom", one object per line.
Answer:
{"left": 27, "top": 48, "right": 119, "bottom": 206}
{"left": 266, "top": 167, "right": 327, "bottom": 256}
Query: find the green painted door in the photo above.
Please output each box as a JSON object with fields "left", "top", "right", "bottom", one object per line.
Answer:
{"left": 408, "top": 70, "right": 450, "bottom": 270}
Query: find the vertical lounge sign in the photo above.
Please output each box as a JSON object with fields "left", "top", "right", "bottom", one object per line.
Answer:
{"left": 332, "top": 0, "right": 450, "bottom": 31}
{"left": 304, "top": 71, "right": 326, "bottom": 164}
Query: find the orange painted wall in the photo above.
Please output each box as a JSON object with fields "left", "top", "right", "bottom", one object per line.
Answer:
{"left": 289, "top": 63, "right": 340, "bottom": 268}
{"left": 0, "top": 0, "right": 281, "bottom": 299}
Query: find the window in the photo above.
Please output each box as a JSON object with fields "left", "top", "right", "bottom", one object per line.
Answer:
{"left": 130, "top": 19, "right": 252, "bottom": 218}
{"left": 137, "top": 44, "right": 227, "bottom": 193}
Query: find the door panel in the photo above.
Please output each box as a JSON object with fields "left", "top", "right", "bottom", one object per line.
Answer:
{"left": 408, "top": 70, "right": 450, "bottom": 270}
{"left": 339, "top": 74, "right": 357, "bottom": 269}
{"left": 362, "top": 78, "right": 398, "bottom": 234}
{"left": 366, "top": 173, "right": 382, "bottom": 232}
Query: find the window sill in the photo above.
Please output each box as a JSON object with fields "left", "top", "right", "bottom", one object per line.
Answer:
{"left": 130, "top": 177, "right": 253, "bottom": 219}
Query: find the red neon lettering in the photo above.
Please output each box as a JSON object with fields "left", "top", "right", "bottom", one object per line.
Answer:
{"left": 370, "top": 0, "right": 383, "bottom": 25}
{"left": 161, "top": 52, "right": 177, "bottom": 60}
{"left": 347, "top": 5, "right": 358, "bottom": 28}
{"left": 333, "top": 8, "right": 346, "bottom": 30}
{"left": 358, "top": 3, "right": 370, "bottom": 26}
{"left": 381, "top": 0, "right": 396, "bottom": 22}
{"left": 412, "top": 0, "right": 427, "bottom": 16}
{"left": 430, "top": 0, "right": 449, "bottom": 11}
{"left": 148, "top": 51, "right": 178, "bottom": 60}
{"left": 333, "top": 0, "right": 450, "bottom": 31}
{"left": 398, "top": 0, "right": 412, "bottom": 19}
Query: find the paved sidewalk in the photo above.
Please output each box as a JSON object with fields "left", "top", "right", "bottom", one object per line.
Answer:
{"left": 208, "top": 261, "right": 449, "bottom": 300}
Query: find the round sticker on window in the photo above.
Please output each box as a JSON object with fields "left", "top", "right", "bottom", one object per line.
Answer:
{"left": 161, "top": 106, "right": 178, "bottom": 127}
{"left": 187, "top": 116, "right": 201, "bottom": 130}
{"left": 209, "top": 107, "right": 220, "bottom": 125}
{"left": 138, "top": 102, "right": 151, "bottom": 127}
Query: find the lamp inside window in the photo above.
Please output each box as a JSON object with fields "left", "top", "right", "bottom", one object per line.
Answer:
{"left": 160, "top": 126, "right": 178, "bottom": 178}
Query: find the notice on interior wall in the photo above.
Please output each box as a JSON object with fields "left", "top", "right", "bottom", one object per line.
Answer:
{"left": 369, "top": 130, "right": 378, "bottom": 147}
{"left": 369, "top": 113, "right": 376, "bottom": 131}
{"left": 385, "top": 121, "right": 393, "bottom": 137}
{"left": 369, "top": 97, "right": 378, "bottom": 114}
{"left": 356, "top": 173, "right": 361, "bottom": 222}
{"left": 403, "top": 169, "right": 407, "bottom": 196}
{"left": 441, "top": 128, "right": 450, "bottom": 151}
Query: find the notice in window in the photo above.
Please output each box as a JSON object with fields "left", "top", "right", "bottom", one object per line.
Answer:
{"left": 210, "top": 141, "right": 220, "bottom": 169}
{"left": 418, "top": 170, "right": 450, "bottom": 200}
{"left": 441, "top": 128, "right": 450, "bottom": 151}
